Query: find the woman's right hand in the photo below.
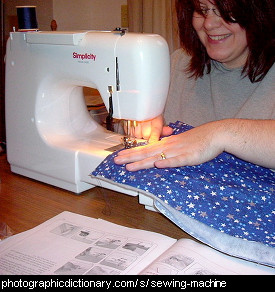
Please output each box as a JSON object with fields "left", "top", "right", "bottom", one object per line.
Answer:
{"left": 129, "top": 114, "right": 173, "bottom": 143}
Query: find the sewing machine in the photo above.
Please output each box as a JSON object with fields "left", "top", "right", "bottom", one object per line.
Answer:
{"left": 5, "top": 30, "right": 170, "bottom": 198}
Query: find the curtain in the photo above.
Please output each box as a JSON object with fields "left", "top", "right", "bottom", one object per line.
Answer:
{"left": 127, "top": 0, "right": 180, "bottom": 53}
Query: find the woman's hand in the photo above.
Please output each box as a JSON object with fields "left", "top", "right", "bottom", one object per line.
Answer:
{"left": 129, "top": 115, "right": 173, "bottom": 143}
{"left": 115, "top": 121, "right": 224, "bottom": 171}
{"left": 115, "top": 119, "right": 275, "bottom": 171}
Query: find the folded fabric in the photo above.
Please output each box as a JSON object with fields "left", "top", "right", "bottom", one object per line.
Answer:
{"left": 91, "top": 121, "right": 275, "bottom": 266}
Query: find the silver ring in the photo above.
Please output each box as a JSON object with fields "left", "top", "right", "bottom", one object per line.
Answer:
{"left": 160, "top": 152, "right": 166, "bottom": 160}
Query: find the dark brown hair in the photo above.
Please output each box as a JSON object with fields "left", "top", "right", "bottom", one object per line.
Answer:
{"left": 176, "top": 0, "right": 275, "bottom": 82}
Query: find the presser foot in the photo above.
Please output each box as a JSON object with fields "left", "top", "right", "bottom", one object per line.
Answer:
{"left": 103, "top": 137, "right": 137, "bottom": 153}
{"left": 122, "top": 136, "right": 137, "bottom": 149}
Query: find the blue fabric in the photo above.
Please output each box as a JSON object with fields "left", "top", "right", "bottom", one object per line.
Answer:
{"left": 92, "top": 121, "right": 275, "bottom": 253}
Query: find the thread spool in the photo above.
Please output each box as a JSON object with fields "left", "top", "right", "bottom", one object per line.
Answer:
{"left": 16, "top": 6, "right": 38, "bottom": 31}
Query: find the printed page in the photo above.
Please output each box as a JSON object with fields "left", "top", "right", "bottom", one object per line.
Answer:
{"left": 141, "top": 238, "right": 275, "bottom": 275}
{"left": 0, "top": 211, "right": 176, "bottom": 275}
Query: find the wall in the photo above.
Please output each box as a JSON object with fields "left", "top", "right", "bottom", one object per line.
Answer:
{"left": 53, "top": 0, "right": 127, "bottom": 31}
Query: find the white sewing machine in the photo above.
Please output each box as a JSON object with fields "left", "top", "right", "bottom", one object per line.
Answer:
{"left": 5, "top": 30, "right": 170, "bottom": 199}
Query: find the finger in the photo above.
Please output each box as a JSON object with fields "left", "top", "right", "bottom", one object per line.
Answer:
{"left": 115, "top": 141, "right": 167, "bottom": 165}
{"left": 148, "top": 125, "right": 174, "bottom": 144}
{"left": 147, "top": 127, "right": 162, "bottom": 143}
{"left": 114, "top": 145, "right": 153, "bottom": 164}
{"left": 132, "top": 123, "right": 143, "bottom": 139}
{"left": 148, "top": 125, "right": 173, "bottom": 143}
{"left": 146, "top": 115, "right": 164, "bottom": 143}
{"left": 162, "top": 126, "right": 174, "bottom": 137}
{"left": 125, "top": 153, "right": 165, "bottom": 171}
{"left": 154, "top": 156, "right": 183, "bottom": 168}
{"left": 154, "top": 151, "right": 206, "bottom": 169}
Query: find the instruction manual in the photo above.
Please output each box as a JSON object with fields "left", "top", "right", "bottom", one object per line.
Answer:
{"left": 0, "top": 211, "right": 273, "bottom": 275}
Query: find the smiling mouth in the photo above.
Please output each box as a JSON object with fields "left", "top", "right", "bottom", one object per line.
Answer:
{"left": 208, "top": 34, "right": 231, "bottom": 41}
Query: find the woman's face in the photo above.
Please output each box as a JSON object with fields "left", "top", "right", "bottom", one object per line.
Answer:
{"left": 192, "top": 0, "right": 249, "bottom": 68}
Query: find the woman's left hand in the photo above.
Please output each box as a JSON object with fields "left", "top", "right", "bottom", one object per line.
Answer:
{"left": 114, "top": 121, "right": 224, "bottom": 171}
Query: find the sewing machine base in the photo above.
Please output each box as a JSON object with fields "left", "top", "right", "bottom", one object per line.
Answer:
{"left": 10, "top": 164, "right": 92, "bottom": 193}
{"left": 8, "top": 126, "right": 157, "bottom": 210}
{"left": 10, "top": 155, "right": 158, "bottom": 211}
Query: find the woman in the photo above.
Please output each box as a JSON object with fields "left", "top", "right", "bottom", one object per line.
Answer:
{"left": 114, "top": 0, "right": 275, "bottom": 171}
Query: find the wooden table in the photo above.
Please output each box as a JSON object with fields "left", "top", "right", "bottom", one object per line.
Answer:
{"left": 0, "top": 153, "right": 191, "bottom": 240}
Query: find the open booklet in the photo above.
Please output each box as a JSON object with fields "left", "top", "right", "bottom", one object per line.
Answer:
{"left": 0, "top": 211, "right": 273, "bottom": 275}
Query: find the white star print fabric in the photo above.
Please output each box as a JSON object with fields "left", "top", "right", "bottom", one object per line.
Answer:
{"left": 92, "top": 121, "right": 275, "bottom": 266}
